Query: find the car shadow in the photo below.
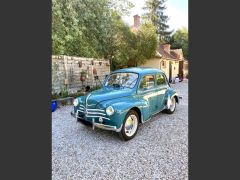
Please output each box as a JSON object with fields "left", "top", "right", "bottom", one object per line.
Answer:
{"left": 75, "top": 120, "right": 121, "bottom": 141}
{"left": 72, "top": 109, "right": 177, "bottom": 142}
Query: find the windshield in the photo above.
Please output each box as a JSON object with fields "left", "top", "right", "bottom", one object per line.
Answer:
{"left": 104, "top": 73, "right": 138, "bottom": 89}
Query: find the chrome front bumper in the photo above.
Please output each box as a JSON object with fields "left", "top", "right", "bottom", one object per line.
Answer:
{"left": 71, "top": 111, "right": 122, "bottom": 132}
{"left": 92, "top": 121, "right": 122, "bottom": 132}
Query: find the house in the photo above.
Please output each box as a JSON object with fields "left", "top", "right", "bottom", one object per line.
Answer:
{"left": 141, "top": 44, "right": 188, "bottom": 82}
{"left": 170, "top": 49, "right": 188, "bottom": 79}
{"left": 130, "top": 14, "right": 188, "bottom": 81}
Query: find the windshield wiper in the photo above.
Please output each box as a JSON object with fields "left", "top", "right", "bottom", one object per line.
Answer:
{"left": 123, "top": 78, "right": 138, "bottom": 89}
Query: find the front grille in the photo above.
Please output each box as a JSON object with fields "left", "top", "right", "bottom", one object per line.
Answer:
{"left": 77, "top": 111, "right": 85, "bottom": 118}
{"left": 77, "top": 104, "right": 110, "bottom": 120}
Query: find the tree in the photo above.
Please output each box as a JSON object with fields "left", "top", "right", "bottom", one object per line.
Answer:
{"left": 143, "top": 0, "right": 172, "bottom": 43}
{"left": 52, "top": 0, "right": 133, "bottom": 58}
{"left": 170, "top": 27, "right": 189, "bottom": 59}
{"left": 105, "top": 19, "right": 158, "bottom": 69}
{"left": 128, "top": 21, "right": 158, "bottom": 66}
{"left": 106, "top": 12, "right": 134, "bottom": 70}
{"left": 52, "top": 0, "right": 157, "bottom": 70}
{"left": 52, "top": 0, "right": 97, "bottom": 57}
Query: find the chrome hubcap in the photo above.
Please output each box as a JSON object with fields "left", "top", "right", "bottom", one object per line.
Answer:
{"left": 170, "top": 98, "right": 176, "bottom": 111}
{"left": 124, "top": 115, "right": 138, "bottom": 137}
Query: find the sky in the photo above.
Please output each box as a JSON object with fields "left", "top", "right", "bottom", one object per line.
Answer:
{"left": 122, "top": 0, "right": 188, "bottom": 32}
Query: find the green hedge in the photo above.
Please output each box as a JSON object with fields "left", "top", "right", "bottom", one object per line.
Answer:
{"left": 52, "top": 86, "right": 101, "bottom": 100}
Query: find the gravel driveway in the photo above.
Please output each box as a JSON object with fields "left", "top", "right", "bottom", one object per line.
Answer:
{"left": 52, "top": 81, "right": 188, "bottom": 180}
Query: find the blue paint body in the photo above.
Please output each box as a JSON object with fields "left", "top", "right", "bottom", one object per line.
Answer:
{"left": 73, "top": 67, "right": 179, "bottom": 130}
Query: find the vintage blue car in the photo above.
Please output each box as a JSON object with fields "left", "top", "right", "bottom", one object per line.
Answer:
{"left": 71, "top": 67, "right": 179, "bottom": 140}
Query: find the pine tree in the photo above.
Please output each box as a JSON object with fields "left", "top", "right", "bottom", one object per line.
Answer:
{"left": 143, "top": 0, "right": 172, "bottom": 43}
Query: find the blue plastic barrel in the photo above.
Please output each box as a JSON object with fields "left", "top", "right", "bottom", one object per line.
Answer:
{"left": 52, "top": 101, "right": 57, "bottom": 112}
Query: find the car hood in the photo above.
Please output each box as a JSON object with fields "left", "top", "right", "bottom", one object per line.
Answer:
{"left": 86, "top": 87, "right": 134, "bottom": 107}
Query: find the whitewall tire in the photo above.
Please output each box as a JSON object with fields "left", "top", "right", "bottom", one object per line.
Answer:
{"left": 118, "top": 110, "right": 139, "bottom": 141}
{"left": 165, "top": 96, "right": 176, "bottom": 114}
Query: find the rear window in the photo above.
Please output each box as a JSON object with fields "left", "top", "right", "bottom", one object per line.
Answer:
{"left": 156, "top": 74, "right": 167, "bottom": 86}
{"left": 139, "top": 75, "right": 155, "bottom": 90}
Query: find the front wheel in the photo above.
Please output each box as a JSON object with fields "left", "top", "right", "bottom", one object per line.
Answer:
{"left": 118, "top": 110, "right": 139, "bottom": 141}
{"left": 164, "top": 96, "right": 176, "bottom": 114}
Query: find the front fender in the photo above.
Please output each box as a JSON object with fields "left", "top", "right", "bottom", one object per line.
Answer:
{"left": 73, "top": 95, "right": 85, "bottom": 113}
{"left": 98, "top": 97, "right": 143, "bottom": 129}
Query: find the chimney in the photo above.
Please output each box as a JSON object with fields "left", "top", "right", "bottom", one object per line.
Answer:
{"left": 162, "top": 44, "right": 171, "bottom": 54}
{"left": 133, "top": 14, "right": 140, "bottom": 28}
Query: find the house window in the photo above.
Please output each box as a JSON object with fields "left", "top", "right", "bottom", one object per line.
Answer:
{"left": 161, "top": 60, "right": 166, "bottom": 68}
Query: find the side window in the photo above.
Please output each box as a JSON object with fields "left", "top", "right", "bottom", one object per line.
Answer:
{"left": 156, "top": 73, "right": 167, "bottom": 86}
{"left": 139, "top": 75, "right": 155, "bottom": 90}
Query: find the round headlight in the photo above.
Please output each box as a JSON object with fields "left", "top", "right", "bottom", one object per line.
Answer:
{"left": 106, "top": 106, "right": 114, "bottom": 116}
{"left": 73, "top": 98, "right": 78, "bottom": 106}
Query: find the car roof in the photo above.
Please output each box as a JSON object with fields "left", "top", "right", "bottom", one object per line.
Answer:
{"left": 112, "top": 67, "right": 164, "bottom": 75}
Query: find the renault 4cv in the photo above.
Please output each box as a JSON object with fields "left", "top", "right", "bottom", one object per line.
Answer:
{"left": 71, "top": 67, "right": 179, "bottom": 140}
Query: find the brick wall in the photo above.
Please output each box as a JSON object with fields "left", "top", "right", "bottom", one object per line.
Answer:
{"left": 52, "top": 55, "right": 110, "bottom": 94}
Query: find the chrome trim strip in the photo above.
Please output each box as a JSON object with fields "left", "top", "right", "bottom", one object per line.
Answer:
{"left": 86, "top": 115, "right": 110, "bottom": 120}
{"left": 116, "top": 124, "right": 123, "bottom": 132}
{"left": 85, "top": 93, "right": 91, "bottom": 107}
{"left": 92, "top": 118, "right": 95, "bottom": 130}
{"left": 93, "top": 122, "right": 116, "bottom": 131}
{"left": 79, "top": 105, "right": 105, "bottom": 112}
{"left": 77, "top": 105, "right": 106, "bottom": 114}
{"left": 87, "top": 109, "right": 105, "bottom": 112}
{"left": 87, "top": 112, "right": 106, "bottom": 116}
{"left": 92, "top": 122, "right": 122, "bottom": 132}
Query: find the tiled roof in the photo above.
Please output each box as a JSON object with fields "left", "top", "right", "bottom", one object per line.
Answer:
{"left": 170, "top": 49, "right": 188, "bottom": 61}
{"left": 170, "top": 51, "right": 180, "bottom": 59}
{"left": 158, "top": 45, "right": 178, "bottom": 60}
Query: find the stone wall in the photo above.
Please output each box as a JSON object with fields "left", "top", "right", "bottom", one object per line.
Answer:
{"left": 52, "top": 55, "right": 110, "bottom": 94}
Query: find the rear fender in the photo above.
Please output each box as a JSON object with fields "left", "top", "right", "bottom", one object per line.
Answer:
{"left": 165, "top": 89, "right": 179, "bottom": 107}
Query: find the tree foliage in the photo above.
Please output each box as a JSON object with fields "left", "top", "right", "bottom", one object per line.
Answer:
{"left": 143, "top": 0, "right": 172, "bottom": 43}
{"left": 128, "top": 22, "right": 158, "bottom": 66}
{"left": 170, "top": 27, "right": 189, "bottom": 59}
{"left": 107, "top": 17, "right": 158, "bottom": 69}
{"left": 52, "top": 0, "right": 116, "bottom": 57}
{"left": 52, "top": 0, "right": 158, "bottom": 70}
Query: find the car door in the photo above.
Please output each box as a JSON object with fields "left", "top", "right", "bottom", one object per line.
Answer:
{"left": 155, "top": 73, "right": 168, "bottom": 110}
{"left": 137, "top": 74, "right": 158, "bottom": 120}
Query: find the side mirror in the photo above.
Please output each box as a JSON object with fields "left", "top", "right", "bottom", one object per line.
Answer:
{"left": 99, "top": 74, "right": 108, "bottom": 88}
